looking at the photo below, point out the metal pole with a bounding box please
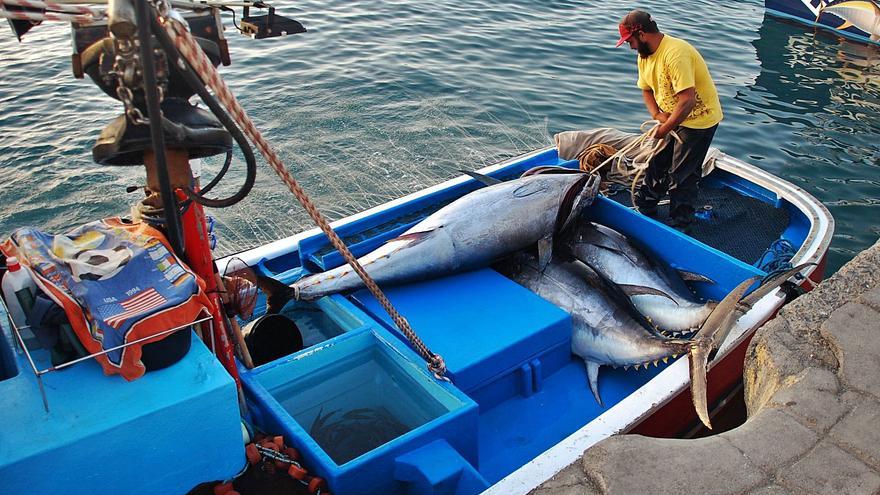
[134,0,185,255]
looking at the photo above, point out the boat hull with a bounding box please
[765,0,880,45]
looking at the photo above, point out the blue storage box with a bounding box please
[350,268,572,402]
[241,328,479,495]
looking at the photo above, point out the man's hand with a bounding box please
[652,123,672,140]
[652,111,671,123]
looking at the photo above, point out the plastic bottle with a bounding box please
[2,256,38,331]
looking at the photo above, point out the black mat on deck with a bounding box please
[606,184,789,266]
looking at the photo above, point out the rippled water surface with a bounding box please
[1,0,878,273]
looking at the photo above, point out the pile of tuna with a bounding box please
[285,168,806,429]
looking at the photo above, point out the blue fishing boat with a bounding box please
[0,2,834,495]
[765,0,880,45]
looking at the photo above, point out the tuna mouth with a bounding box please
[556,173,599,235]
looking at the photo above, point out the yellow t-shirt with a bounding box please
[637,35,723,129]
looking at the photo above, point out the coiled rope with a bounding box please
[588,121,682,205]
[157,7,448,380]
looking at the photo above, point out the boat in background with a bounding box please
[0,2,834,494]
[765,0,880,45]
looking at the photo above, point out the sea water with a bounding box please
[0,0,877,274]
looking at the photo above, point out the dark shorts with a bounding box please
[635,124,718,221]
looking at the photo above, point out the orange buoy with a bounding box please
[259,439,280,451]
[213,482,234,495]
[245,444,261,465]
[288,464,308,480]
[307,477,326,493]
[283,446,300,461]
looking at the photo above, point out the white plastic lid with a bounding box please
[6,256,20,271]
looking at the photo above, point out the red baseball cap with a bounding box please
[615,23,639,47]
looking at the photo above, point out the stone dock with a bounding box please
[533,239,880,495]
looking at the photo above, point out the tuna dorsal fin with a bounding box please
[618,284,679,305]
[537,235,553,271]
[459,169,503,187]
[676,269,715,285]
[585,360,603,407]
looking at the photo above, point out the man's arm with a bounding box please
[654,87,696,139]
[641,89,666,122]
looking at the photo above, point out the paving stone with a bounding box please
[745,322,837,416]
[819,302,880,397]
[581,434,765,495]
[780,440,880,495]
[721,409,819,473]
[829,392,880,470]
[767,368,847,433]
[858,286,880,312]
[748,484,793,495]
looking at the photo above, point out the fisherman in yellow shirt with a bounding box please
[616,10,723,227]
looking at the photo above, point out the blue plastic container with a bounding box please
[242,327,481,495]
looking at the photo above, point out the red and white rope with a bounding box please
[0,0,102,23]
[159,14,448,380]
[2,0,103,16]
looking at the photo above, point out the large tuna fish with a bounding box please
[496,252,766,429]
[564,221,716,334]
[291,172,599,300]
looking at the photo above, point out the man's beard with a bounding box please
[636,39,653,58]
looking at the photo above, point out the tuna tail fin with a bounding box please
[224,257,298,312]
[688,339,713,429]
[255,274,298,312]
[688,275,762,429]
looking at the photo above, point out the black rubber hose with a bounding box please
[135,0,185,253]
[199,149,233,197]
[150,11,257,208]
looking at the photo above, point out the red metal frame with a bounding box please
[178,189,241,385]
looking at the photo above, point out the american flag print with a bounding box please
[98,288,167,329]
